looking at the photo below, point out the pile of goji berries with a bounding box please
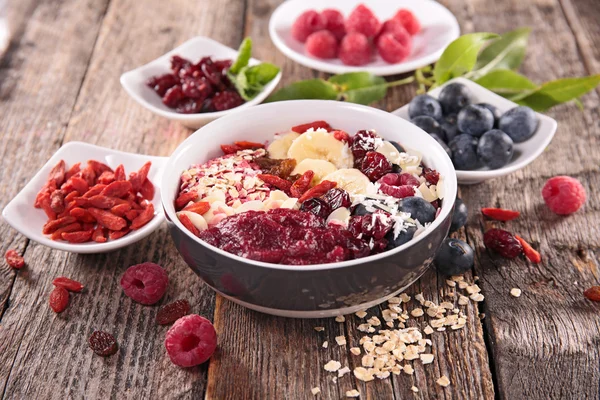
[35,159,155,243]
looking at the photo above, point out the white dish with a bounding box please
[120,36,282,129]
[268,0,460,76]
[2,142,167,254]
[392,78,558,185]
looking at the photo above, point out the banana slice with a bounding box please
[287,129,354,169]
[267,131,301,159]
[322,169,371,195]
[292,158,337,186]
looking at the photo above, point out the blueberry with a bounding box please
[434,238,474,275]
[385,225,418,249]
[457,105,494,137]
[399,197,437,224]
[411,116,444,139]
[352,204,371,216]
[448,134,479,170]
[392,164,402,173]
[438,83,473,114]
[477,129,514,169]
[440,114,459,143]
[390,141,405,153]
[477,103,501,127]
[430,134,452,158]
[450,198,467,232]
[408,94,442,120]
[498,106,538,143]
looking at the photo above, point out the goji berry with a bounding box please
[175,191,198,210]
[332,130,350,143]
[97,171,115,185]
[49,287,69,313]
[290,170,315,198]
[50,222,82,240]
[5,249,25,269]
[65,162,81,180]
[140,179,155,200]
[220,144,242,154]
[64,191,80,202]
[42,216,77,234]
[88,160,113,175]
[125,210,140,221]
[50,190,65,213]
[87,208,127,231]
[514,235,541,263]
[108,228,130,240]
[291,120,332,133]
[82,222,95,231]
[56,200,77,219]
[182,201,210,215]
[35,181,56,208]
[89,331,118,356]
[39,193,57,220]
[129,162,151,192]
[113,164,126,181]
[481,207,520,222]
[47,160,66,187]
[80,165,96,186]
[92,227,107,243]
[234,141,265,149]
[179,213,200,236]
[156,300,191,325]
[257,174,292,191]
[131,203,155,230]
[70,207,96,223]
[298,180,337,203]
[62,230,93,243]
[583,286,600,302]
[101,181,132,198]
[110,203,132,217]
[83,184,106,198]
[88,195,126,209]
[65,177,90,195]
[73,197,91,207]
[53,276,84,292]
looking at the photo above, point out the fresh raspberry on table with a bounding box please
[212,91,244,111]
[291,10,325,43]
[376,33,411,63]
[393,9,421,35]
[164,314,217,367]
[321,9,346,40]
[542,176,586,215]
[305,30,339,59]
[345,4,381,38]
[339,33,373,66]
[120,262,168,305]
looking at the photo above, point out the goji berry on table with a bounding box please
[53,276,84,292]
[481,207,520,221]
[5,249,25,269]
[514,235,541,263]
[49,287,69,313]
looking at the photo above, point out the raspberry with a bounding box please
[483,229,523,259]
[481,207,520,221]
[212,91,244,111]
[291,10,325,43]
[360,152,392,182]
[157,299,191,325]
[321,9,346,40]
[120,262,168,305]
[49,287,69,313]
[5,249,25,269]
[345,4,381,38]
[53,276,84,292]
[377,19,412,49]
[164,314,217,367]
[339,33,372,66]
[377,173,419,187]
[542,176,586,215]
[89,331,118,356]
[393,9,421,35]
[305,30,338,59]
[379,183,415,199]
[377,33,411,64]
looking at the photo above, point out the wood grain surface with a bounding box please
[0,0,598,399]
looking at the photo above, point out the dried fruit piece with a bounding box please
[89,331,118,356]
[175,191,199,210]
[483,228,523,259]
[50,223,82,240]
[50,190,65,213]
[110,203,132,217]
[583,286,600,302]
[42,216,77,234]
[481,207,520,221]
[514,235,541,263]
[212,91,244,111]
[49,287,69,313]
[332,130,350,143]
[62,230,93,243]
[70,207,96,223]
[87,208,127,231]
[120,262,168,305]
[140,179,155,200]
[179,213,200,236]
[156,299,191,325]
[164,314,217,367]
[88,160,113,175]
[101,181,133,198]
[48,160,67,187]
[298,180,337,203]
[92,227,107,243]
[291,120,332,133]
[65,162,81,180]
[53,277,84,292]
[129,162,152,192]
[83,184,107,198]
[130,203,155,230]
[113,164,126,181]
[257,174,292,191]
[234,141,264,149]
[5,249,25,269]
[290,170,315,198]
[182,201,210,215]
[221,144,242,154]
[97,171,115,184]
[109,228,130,240]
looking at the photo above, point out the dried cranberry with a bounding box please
[201,59,222,86]
[89,331,118,356]
[162,85,185,107]
[156,299,191,325]
[212,91,244,111]
[202,98,215,113]
[377,172,419,187]
[321,188,351,210]
[483,228,523,259]
[171,55,192,76]
[214,59,233,73]
[181,77,213,99]
[146,73,178,96]
[300,198,331,219]
[423,167,440,185]
[360,151,392,181]
[175,98,203,114]
[348,211,393,240]
[350,129,379,159]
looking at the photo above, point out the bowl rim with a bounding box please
[160,100,457,271]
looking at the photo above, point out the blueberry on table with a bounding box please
[385,224,418,249]
[408,94,443,120]
[440,113,459,143]
[430,134,452,158]
[411,116,444,138]
[450,198,468,232]
[438,82,473,114]
[457,104,495,137]
[498,106,539,143]
[477,129,514,169]
[448,134,479,170]
[399,196,437,224]
[434,238,474,275]
[477,103,502,127]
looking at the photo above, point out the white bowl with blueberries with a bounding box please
[392,78,557,184]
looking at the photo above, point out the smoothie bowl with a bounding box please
[160,100,457,317]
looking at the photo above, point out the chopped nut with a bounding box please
[314,326,325,332]
[335,335,347,346]
[335,315,346,323]
[346,389,360,398]
[355,310,367,318]
[324,360,341,372]
[311,387,321,395]
[437,375,451,387]
[510,288,522,297]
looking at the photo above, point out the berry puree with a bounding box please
[175,121,445,265]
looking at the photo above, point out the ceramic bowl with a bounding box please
[120,36,282,129]
[392,78,558,185]
[161,100,457,318]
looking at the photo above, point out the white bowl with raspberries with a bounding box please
[269,0,460,76]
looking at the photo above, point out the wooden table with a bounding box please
[1,0,599,398]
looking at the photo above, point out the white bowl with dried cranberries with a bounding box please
[120,36,282,129]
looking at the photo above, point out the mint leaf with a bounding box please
[473,28,530,76]
[232,63,280,100]
[265,79,339,102]
[328,72,386,91]
[230,37,252,75]
[515,75,600,111]
[475,69,537,97]
[434,33,499,84]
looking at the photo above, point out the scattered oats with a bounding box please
[415,293,425,304]
[466,284,481,294]
[403,364,414,375]
[458,281,469,289]
[451,275,464,281]
[363,341,376,352]
[424,325,434,335]
[453,308,460,314]
[311,387,321,395]
[314,326,325,332]
[386,321,395,328]
[350,347,361,356]
[401,313,410,320]
[437,327,446,332]
[335,315,346,323]
[355,310,368,318]
[357,323,371,332]
[322,341,328,348]
[332,377,338,384]
[367,316,381,326]
[450,324,464,330]
[420,353,434,364]
[338,366,351,377]
[510,288,522,297]
[400,293,411,303]
[388,296,401,304]
[430,318,446,328]
[411,308,424,317]
[362,355,375,367]
[479,313,486,320]
[382,309,396,321]
[353,367,374,382]
[440,301,454,310]
[446,279,457,287]
[376,371,391,379]
[469,293,485,302]
[324,360,341,372]
[335,335,347,346]
[411,386,419,393]
[346,389,360,398]
[367,327,376,333]
[391,365,403,375]
[474,276,479,281]
[458,295,469,306]
[437,375,451,387]
[388,304,402,314]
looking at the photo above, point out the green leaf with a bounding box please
[230,37,252,75]
[515,75,600,111]
[340,84,388,105]
[433,32,499,84]
[328,72,386,91]
[473,28,530,75]
[234,63,280,100]
[265,79,339,102]
[475,69,538,97]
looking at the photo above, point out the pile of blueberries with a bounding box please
[408,82,539,170]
